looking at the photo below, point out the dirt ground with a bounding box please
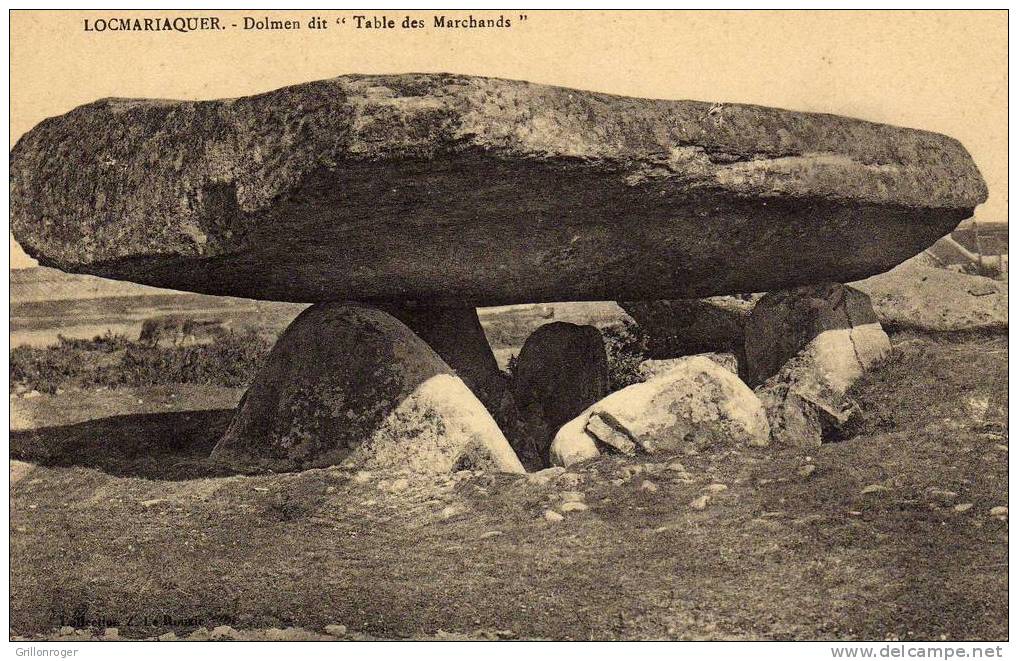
[8,331,1007,641]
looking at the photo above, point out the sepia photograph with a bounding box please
[5,6,1010,654]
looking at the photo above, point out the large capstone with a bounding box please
[209,304,525,474]
[11,74,986,306]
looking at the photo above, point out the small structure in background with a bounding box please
[926,220,1008,279]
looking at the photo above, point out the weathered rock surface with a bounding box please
[11,74,985,306]
[756,334,889,451]
[743,284,882,386]
[852,261,1007,332]
[638,353,739,379]
[620,296,759,362]
[550,356,769,467]
[210,304,524,474]
[513,322,609,463]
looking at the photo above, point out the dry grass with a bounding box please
[9,332,1008,641]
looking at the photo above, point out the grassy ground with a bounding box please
[9,332,1007,641]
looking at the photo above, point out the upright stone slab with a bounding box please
[512,322,609,463]
[743,284,883,387]
[210,304,524,474]
[747,284,892,449]
[11,74,987,307]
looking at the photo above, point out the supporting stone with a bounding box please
[743,284,883,387]
[619,296,759,370]
[748,284,892,449]
[209,303,524,475]
[381,304,506,411]
[512,322,609,465]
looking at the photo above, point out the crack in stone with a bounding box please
[838,288,866,374]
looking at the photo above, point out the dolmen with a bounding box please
[10,73,988,473]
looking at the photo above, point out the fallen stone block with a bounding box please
[852,261,1007,332]
[550,355,769,466]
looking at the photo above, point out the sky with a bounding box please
[9,9,1007,269]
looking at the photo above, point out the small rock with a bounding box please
[557,472,584,487]
[102,627,119,640]
[544,510,565,522]
[440,504,467,520]
[158,632,177,641]
[641,462,664,475]
[653,526,670,533]
[639,480,659,493]
[352,471,374,484]
[140,498,166,508]
[953,503,974,513]
[381,477,410,493]
[706,483,728,493]
[665,460,687,471]
[797,464,816,478]
[252,487,269,493]
[58,626,75,636]
[861,484,891,495]
[479,530,504,539]
[621,465,646,480]
[209,625,236,640]
[560,501,589,513]
[325,624,348,637]
[526,467,565,485]
[989,506,1008,518]
[187,627,210,641]
[559,491,585,503]
[791,514,827,527]
[689,495,711,510]
[928,488,958,504]
[749,517,783,532]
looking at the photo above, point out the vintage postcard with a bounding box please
[6,7,1009,655]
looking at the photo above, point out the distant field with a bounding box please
[10,266,630,360]
[11,267,307,347]
[11,294,306,347]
